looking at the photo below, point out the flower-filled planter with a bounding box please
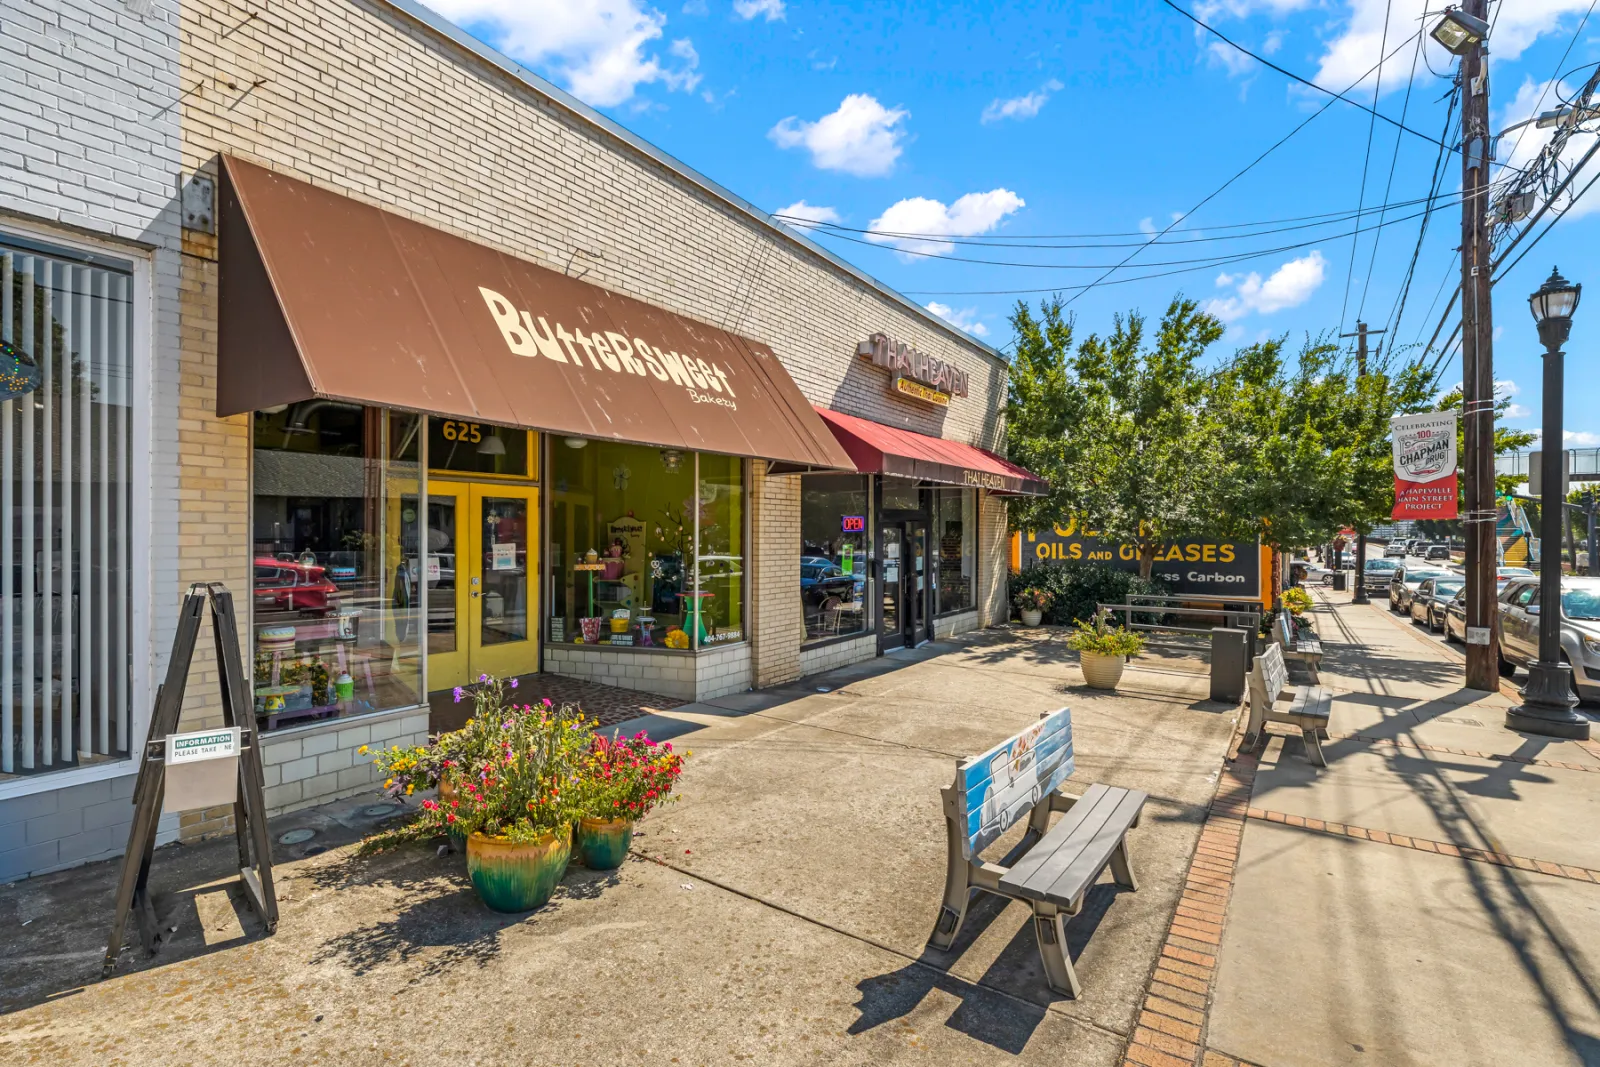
[1013,587,1053,627]
[574,731,686,870]
[467,826,572,913]
[1067,608,1146,691]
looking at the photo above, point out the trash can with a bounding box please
[1332,572,1348,591]
[1210,627,1249,703]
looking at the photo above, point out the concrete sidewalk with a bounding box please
[1203,589,1600,1067]
[0,628,1238,1066]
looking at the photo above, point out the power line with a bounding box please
[1382,84,1460,351]
[1160,0,1454,152]
[1358,21,1424,327]
[1059,27,1428,308]
[1339,0,1395,334]
[1501,0,1596,175]
[771,189,1463,246]
[1494,164,1600,279]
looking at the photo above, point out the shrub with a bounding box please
[1009,562,1169,626]
[1065,608,1147,657]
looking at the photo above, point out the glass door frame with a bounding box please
[876,478,934,652]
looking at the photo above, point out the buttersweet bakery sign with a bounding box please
[856,333,969,405]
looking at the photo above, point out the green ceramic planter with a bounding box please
[466,827,571,912]
[576,816,634,870]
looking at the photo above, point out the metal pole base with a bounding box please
[1506,662,1592,739]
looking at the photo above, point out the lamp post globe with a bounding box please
[1507,266,1592,740]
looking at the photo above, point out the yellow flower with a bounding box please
[385,778,394,788]
[405,783,414,795]
[358,745,369,755]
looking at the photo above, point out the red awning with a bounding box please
[813,407,1048,496]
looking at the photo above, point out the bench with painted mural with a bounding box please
[1274,610,1323,681]
[929,709,1147,998]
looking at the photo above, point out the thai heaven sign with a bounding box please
[1390,410,1458,519]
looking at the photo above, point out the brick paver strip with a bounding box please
[1242,806,1600,884]
[1329,731,1600,772]
[1121,755,1259,1067]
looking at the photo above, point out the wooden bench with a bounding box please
[1274,610,1323,682]
[1246,643,1332,767]
[930,709,1146,998]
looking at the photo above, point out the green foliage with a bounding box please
[1008,561,1165,626]
[1280,587,1313,615]
[1065,608,1147,657]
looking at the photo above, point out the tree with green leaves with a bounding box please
[1007,296,1223,576]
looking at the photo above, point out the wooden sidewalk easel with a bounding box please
[102,582,278,977]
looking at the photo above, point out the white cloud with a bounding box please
[1531,429,1600,446]
[981,79,1064,123]
[924,302,990,337]
[773,200,842,229]
[1505,403,1534,419]
[1496,76,1600,220]
[1496,378,1520,397]
[1204,250,1327,321]
[733,0,784,20]
[681,0,707,12]
[865,190,1026,256]
[422,0,700,107]
[770,94,910,177]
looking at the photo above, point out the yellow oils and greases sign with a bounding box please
[1021,523,1261,598]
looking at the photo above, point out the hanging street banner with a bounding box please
[1017,525,1262,598]
[1391,410,1458,519]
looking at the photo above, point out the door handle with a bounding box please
[470,590,482,598]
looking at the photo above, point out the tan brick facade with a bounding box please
[166,0,1018,824]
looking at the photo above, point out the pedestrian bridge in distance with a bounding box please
[1496,447,1600,483]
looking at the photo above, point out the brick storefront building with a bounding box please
[0,0,1041,879]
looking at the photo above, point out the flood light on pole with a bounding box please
[1429,6,1489,55]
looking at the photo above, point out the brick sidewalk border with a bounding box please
[1328,731,1600,773]
[1242,806,1600,884]
[1121,756,1258,1067]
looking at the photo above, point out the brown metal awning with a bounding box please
[216,155,855,471]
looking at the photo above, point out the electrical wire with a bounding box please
[1340,0,1395,336]
[1160,0,1455,152]
[1381,84,1460,351]
[1500,0,1597,176]
[770,188,1464,246]
[1358,19,1424,327]
[1060,28,1428,307]
[1494,164,1600,280]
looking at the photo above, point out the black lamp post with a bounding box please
[1507,267,1592,739]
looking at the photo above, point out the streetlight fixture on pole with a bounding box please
[1507,267,1592,740]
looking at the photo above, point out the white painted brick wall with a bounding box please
[798,633,877,679]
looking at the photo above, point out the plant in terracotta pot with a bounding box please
[446,696,593,912]
[1013,587,1053,627]
[1066,608,1146,690]
[574,730,687,870]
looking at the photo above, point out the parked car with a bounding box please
[800,556,860,609]
[1495,576,1600,703]
[1383,542,1407,558]
[1443,587,1470,643]
[254,558,341,614]
[1389,565,1448,614]
[1425,544,1451,561]
[1362,557,1401,596]
[1410,575,1465,631]
[1498,566,1535,586]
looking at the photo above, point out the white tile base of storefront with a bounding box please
[799,633,877,678]
[933,610,980,640]
[544,642,753,703]
[259,705,431,816]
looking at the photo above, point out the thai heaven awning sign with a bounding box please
[1391,411,1458,519]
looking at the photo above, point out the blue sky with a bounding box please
[421,0,1600,447]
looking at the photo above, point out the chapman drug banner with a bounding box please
[1391,410,1458,519]
[1020,526,1261,598]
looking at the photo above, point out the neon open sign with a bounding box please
[841,515,866,533]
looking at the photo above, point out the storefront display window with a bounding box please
[251,403,423,731]
[550,440,744,650]
[882,480,924,512]
[1,239,135,774]
[936,488,976,615]
[800,475,872,642]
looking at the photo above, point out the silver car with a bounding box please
[1496,576,1600,704]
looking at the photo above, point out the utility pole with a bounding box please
[1341,321,1384,604]
[1458,0,1499,693]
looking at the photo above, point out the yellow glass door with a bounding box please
[427,482,540,690]
[426,484,471,690]
[467,484,539,679]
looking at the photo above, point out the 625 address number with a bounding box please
[440,420,482,443]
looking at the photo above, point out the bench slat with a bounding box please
[1039,788,1146,905]
[1000,785,1146,906]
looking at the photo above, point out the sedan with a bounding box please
[1443,587,1470,643]
[1410,576,1465,631]
[1383,542,1407,558]
[1495,576,1600,703]
[1425,544,1452,561]
[1498,566,1535,586]
[1390,565,1449,614]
